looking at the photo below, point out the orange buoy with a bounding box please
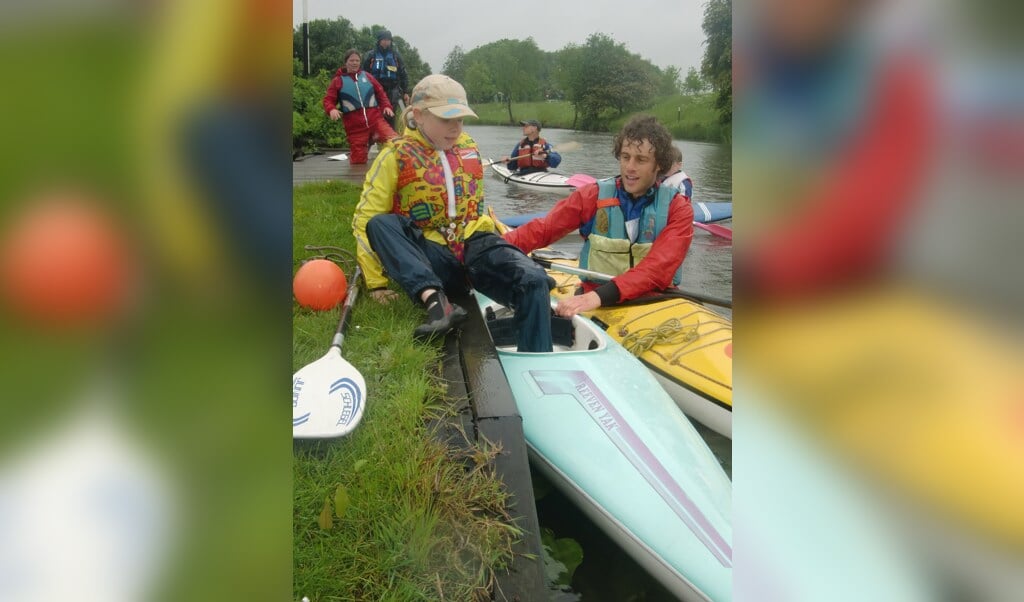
[0,193,134,327]
[293,259,347,311]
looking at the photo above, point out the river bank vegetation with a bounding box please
[293,181,521,600]
[292,2,731,153]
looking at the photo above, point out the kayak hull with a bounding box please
[477,293,732,601]
[490,161,575,192]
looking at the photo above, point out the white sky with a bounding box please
[293,0,707,74]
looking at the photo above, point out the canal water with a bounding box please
[467,124,733,601]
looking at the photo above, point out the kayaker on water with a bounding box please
[352,75,554,351]
[322,49,398,165]
[501,120,562,175]
[504,115,694,318]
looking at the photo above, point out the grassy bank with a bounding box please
[470,93,727,143]
[293,181,520,600]
[610,94,729,144]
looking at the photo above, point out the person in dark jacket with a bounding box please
[362,29,409,129]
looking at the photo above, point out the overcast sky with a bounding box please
[293,0,707,75]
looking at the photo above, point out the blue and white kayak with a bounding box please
[489,161,575,192]
[691,201,733,224]
[476,292,732,601]
[501,201,733,228]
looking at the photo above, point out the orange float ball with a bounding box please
[293,259,347,311]
[0,194,133,327]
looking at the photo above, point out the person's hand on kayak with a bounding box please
[555,290,601,318]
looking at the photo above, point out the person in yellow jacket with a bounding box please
[352,75,553,350]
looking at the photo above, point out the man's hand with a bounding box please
[329,109,342,121]
[383,107,394,117]
[555,291,601,318]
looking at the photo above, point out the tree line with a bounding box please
[293,6,730,151]
[441,34,695,130]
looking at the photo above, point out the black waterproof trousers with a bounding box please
[366,214,554,352]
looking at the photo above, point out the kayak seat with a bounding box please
[484,311,575,349]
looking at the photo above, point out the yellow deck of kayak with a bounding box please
[545,265,733,410]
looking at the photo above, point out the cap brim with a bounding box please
[426,105,478,119]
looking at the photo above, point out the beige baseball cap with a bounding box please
[410,74,478,119]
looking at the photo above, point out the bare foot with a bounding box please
[371,289,400,304]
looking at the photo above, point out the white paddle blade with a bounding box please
[326,153,349,161]
[292,347,367,438]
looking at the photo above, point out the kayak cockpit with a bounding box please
[479,297,607,354]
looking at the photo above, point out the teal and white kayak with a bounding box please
[476,292,732,601]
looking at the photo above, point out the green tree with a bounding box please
[292,71,341,154]
[682,66,707,95]
[291,19,430,84]
[442,45,466,82]
[701,0,732,124]
[292,17,360,75]
[463,62,498,103]
[561,34,657,128]
[658,65,683,96]
[554,45,584,128]
[463,39,543,123]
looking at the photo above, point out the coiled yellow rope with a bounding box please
[620,318,701,356]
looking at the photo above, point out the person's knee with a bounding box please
[366,213,389,230]
[524,265,552,287]
[518,267,554,296]
[366,214,403,240]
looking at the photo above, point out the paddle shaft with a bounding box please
[330,266,362,349]
[482,151,541,168]
[534,258,732,308]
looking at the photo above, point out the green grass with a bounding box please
[610,94,729,144]
[468,94,728,143]
[470,101,578,130]
[293,181,520,601]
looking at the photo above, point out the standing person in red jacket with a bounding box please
[504,115,694,318]
[322,49,398,164]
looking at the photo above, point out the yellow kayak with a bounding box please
[544,259,734,438]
